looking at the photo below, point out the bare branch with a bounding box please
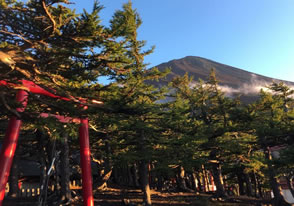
[41,0,56,35]
[64,93,104,108]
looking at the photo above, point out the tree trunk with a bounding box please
[156,176,164,191]
[139,130,152,206]
[185,172,193,190]
[122,165,129,186]
[209,149,225,197]
[236,169,245,195]
[60,133,71,203]
[176,166,188,192]
[265,147,290,206]
[149,164,156,189]
[252,172,259,197]
[191,172,199,192]
[139,160,152,206]
[38,131,57,206]
[113,166,120,184]
[37,130,48,206]
[211,162,227,198]
[95,140,113,190]
[244,172,253,197]
[201,165,209,192]
[195,172,202,192]
[257,176,263,198]
[132,163,140,187]
[127,165,134,187]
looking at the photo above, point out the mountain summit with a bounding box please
[155,56,293,88]
[153,56,294,102]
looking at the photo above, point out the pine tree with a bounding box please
[91,2,168,205]
[0,0,134,118]
[163,73,208,191]
[251,82,294,206]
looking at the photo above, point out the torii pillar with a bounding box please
[0,90,28,205]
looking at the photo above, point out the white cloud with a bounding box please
[218,74,274,97]
[218,74,294,98]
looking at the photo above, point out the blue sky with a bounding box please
[71,0,294,82]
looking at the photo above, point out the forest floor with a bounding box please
[3,186,274,206]
[74,186,273,206]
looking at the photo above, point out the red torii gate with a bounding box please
[0,80,96,206]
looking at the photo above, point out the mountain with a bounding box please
[153,56,294,103]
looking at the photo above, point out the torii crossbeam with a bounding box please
[0,80,96,206]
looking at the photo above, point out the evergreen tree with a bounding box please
[251,82,294,206]
[91,2,168,205]
[0,0,134,118]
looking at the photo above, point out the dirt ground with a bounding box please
[78,187,271,206]
[3,187,273,206]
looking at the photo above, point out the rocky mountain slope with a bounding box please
[153,56,294,102]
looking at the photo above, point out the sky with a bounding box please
[70,0,294,82]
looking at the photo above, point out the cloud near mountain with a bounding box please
[153,56,294,102]
[218,74,271,97]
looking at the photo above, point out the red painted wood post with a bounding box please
[79,117,94,206]
[0,90,28,205]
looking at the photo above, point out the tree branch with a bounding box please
[41,0,56,35]
[0,91,21,118]
[0,30,33,46]
[15,66,32,78]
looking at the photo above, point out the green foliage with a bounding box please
[215,132,266,174]
[1,1,294,197]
